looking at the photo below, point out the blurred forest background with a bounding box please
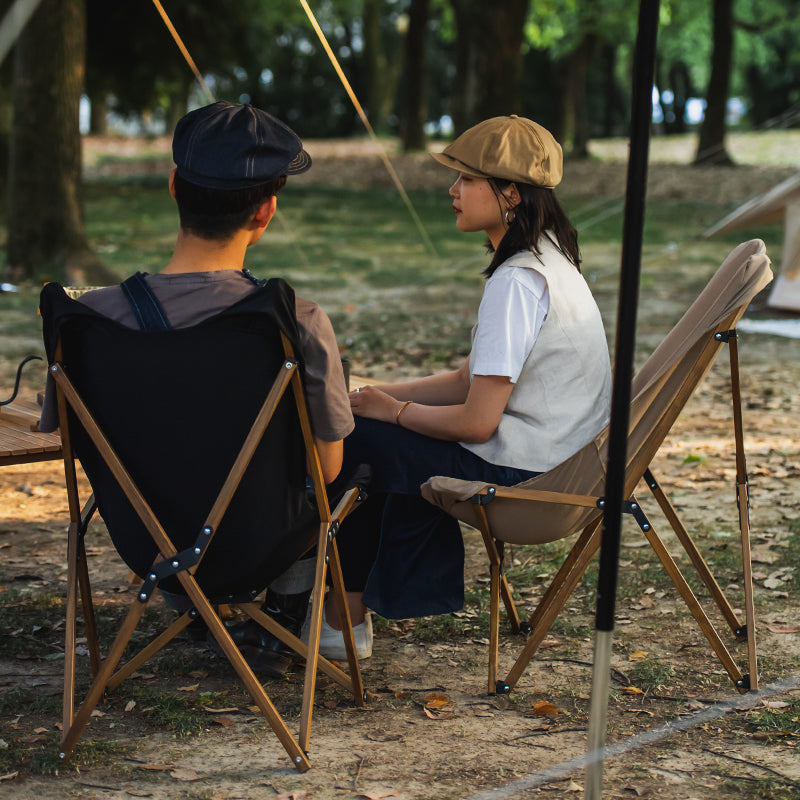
[1,0,799,284]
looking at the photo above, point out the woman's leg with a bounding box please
[333,417,539,620]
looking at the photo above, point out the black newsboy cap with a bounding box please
[172,101,311,189]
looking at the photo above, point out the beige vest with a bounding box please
[462,241,612,472]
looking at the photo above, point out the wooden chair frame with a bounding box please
[477,319,758,696]
[53,331,365,772]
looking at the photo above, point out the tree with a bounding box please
[5,0,112,283]
[399,0,430,150]
[694,0,735,164]
[448,0,530,133]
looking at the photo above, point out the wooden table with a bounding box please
[0,397,62,466]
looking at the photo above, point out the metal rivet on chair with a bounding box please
[194,547,201,555]
[202,526,212,536]
[139,592,147,601]
[171,559,179,568]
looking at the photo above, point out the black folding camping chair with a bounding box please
[40,278,367,772]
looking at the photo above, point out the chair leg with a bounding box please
[475,506,520,695]
[644,471,743,634]
[728,333,758,690]
[641,519,749,691]
[504,519,603,691]
[76,537,102,677]
[63,520,80,735]
[299,522,330,754]
[61,599,148,759]
[736,479,758,690]
[488,550,501,694]
[183,580,312,772]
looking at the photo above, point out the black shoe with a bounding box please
[207,588,312,679]
[185,617,209,642]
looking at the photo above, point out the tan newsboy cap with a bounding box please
[431,114,563,188]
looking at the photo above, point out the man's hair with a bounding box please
[172,173,288,240]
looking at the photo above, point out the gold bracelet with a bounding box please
[396,399,413,425]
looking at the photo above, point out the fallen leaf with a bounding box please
[275,791,308,800]
[177,684,199,692]
[539,638,561,649]
[424,706,454,720]
[623,686,645,695]
[761,700,789,709]
[532,700,560,717]
[0,772,19,782]
[211,716,235,727]
[124,700,136,712]
[424,693,451,709]
[567,780,583,791]
[203,707,238,714]
[628,651,648,661]
[359,790,399,800]
[766,624,800,634]
[170,768,200,781]
[138,763,175,771]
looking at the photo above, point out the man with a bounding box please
[43,101,356,675]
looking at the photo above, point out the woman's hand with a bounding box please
[349,385,405,424]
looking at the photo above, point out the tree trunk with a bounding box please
[565,34,597,158]
[6,0,112,283]
[362,0,398,134]
[449,0,529,134]
[400,0,429,151]
[89,92,109,135]
[694,0,735,165]
[667,61,693,135]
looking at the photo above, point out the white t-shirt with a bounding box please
[470,266,549,382]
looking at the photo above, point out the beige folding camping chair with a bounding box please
[41,278,368,772]
[422,239,772,696]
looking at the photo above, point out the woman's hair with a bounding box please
[484,179,580,278]
[172,173,288,240]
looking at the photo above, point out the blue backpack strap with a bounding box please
[120,272,172,331]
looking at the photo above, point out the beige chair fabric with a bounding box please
[422,239,772,545]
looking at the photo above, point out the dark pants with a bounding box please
[336,417,539,619]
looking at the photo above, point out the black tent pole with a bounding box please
[585,1,660,797]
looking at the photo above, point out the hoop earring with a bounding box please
[504,208,516,224]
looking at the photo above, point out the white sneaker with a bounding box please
[314,608,373,660]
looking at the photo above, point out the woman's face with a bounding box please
[449,173,507,248]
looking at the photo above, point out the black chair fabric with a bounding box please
[40,279,317,598]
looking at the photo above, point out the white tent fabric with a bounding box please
[706,172,800,311]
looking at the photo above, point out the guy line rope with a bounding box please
[150,0,437,259]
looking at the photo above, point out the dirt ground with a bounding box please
[1,140,800,799]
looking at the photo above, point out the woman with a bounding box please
[318,115,612,659]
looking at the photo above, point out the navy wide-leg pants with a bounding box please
[336,417,538,619]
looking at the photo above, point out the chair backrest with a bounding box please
[40,278,318,598]
[422,239,772,544]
